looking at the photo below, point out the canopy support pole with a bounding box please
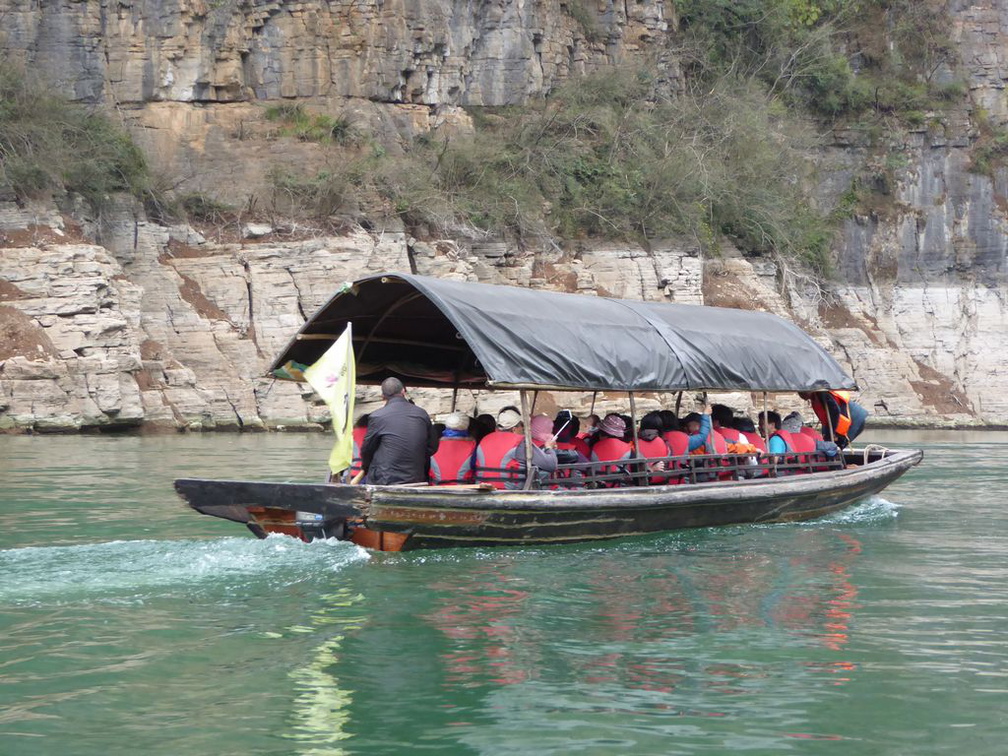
[629,392,645,486]
[762,392,769,445]
[531,390,539,414]
[675,390,682,416]
[520,390,534,490]
[823,392,836,443]
[590,391,597,416]
[451,388,458,412]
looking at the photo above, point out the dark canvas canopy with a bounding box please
[269,273,856,392]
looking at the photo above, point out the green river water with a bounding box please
[0,430,1005,755]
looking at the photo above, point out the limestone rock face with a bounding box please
[3,1,1008,432]
[0,0,667,106]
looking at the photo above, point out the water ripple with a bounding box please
[0,536,367,605]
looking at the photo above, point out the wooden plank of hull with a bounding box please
[365,449,921,550]
[173,478,367,523]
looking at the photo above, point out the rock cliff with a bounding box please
[1,0,1007,431]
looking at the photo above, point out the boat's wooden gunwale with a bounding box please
[364,449,921,512]
[173,448,922,551]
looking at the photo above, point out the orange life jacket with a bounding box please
[812,391,853,438]
[475,431,523,489]
[429,436,477,485]
[691,429,728,456]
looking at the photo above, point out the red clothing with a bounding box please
[474,431,523,489]
[591,437,633,487]
[800,426,824,442]
[663,430,690,457]
[429,436,476,485]
[634,436,672,485]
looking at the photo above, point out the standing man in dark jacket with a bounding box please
[360,377,437,485]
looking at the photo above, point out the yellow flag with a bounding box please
[304,324,356,474]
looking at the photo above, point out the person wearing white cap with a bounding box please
[429,411,477,485]
[474,407,558,489]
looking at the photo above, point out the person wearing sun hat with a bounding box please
[475,408,558,489]
[429,411,477,485]
[589,413,633,486]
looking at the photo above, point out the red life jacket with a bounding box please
[748,434,768,452]
[634,436,673,485]
[557,438,590,459]
[790,431,817,454]
[717,426,742,443]
[692,430,732,480]
[429,436,477,485]
[771,429,796,453]
[591,437,633,486]
[475,431,523,489]
[771,429,816,474]
[663,430,690,457]
[800,426,824,443]
[350,426,367,475]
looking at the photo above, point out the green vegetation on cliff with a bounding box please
[0,61,150,211]
[268,0,959,276]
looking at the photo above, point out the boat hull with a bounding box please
[174,448,922,551]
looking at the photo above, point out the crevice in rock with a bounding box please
[406,240,419,274]
[286,267,308,321]
[222,388,245,429]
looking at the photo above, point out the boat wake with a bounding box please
[807,495,900,526]
[0,535,367,606]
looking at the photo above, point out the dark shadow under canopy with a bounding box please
[269,273,857,393]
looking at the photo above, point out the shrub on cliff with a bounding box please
[678,0,959,120]
[377,69,831,271]
[0,61,149,210]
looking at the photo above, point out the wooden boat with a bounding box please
[174,273,922,551]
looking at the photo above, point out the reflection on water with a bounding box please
[283,588,365,756]
[2,433,1008,754]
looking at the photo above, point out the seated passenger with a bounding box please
[685,405,730,479]
[660,412,691,457]
[683,408,725,454]
[524,415,560,488]
[634,411,672,484]
[800,425,824,442]
[760,410,813,474]
[471,413,496,444]
[554,410,590,461]
[347,413,369,482]
[785,411,840,464]
[711,404,740,443]
[474,408,557,490]
[579,414,601,445]
[429,411,477,485]
[732,415,767,452]
[590,414,634,486]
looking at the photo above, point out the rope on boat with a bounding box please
[861,444,891,465]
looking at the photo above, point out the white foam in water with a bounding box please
[0,535,368,605]
[808,495,900,525]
